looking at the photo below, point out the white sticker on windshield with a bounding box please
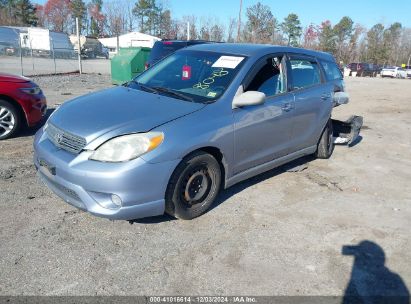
[212,56,245,69]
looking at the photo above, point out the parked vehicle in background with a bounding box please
[381,66,407,78]
[145,40,214,69]
[404,66,411,78]
[102,47,109,59]
[345,62,378,77]
[34,44,361,221]
[0,73,47,140]
[69,35,109,59]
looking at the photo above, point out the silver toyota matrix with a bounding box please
[34,43,362,220]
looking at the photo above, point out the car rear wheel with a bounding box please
[165,151,221,220]
[0,100,21,140]
[315,119,334,159]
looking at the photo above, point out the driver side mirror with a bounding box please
[232,91,266,109]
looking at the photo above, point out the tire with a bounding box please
[0,99,21,140]
[165,151,222,220]
[315,119,334,159]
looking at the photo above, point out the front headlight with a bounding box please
[90,132,164,162]
[20,86,41,95]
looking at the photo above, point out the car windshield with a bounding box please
[129,50,247,103]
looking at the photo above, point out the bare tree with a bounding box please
[124,0,135,32]
[199,16,212,40]
[302,23,319,49]
[244,2,275,43]
[210,22,225,42]
[347,24,366,63]
[181,15,198,40]
[398,28,411,65]
[227,17,237,42]
[105,1,126,36]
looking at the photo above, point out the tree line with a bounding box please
[1,0,410,65]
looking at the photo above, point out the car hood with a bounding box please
[49,86,205,143]
[0,73,30,83]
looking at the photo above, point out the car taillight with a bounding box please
[145,62,149,70]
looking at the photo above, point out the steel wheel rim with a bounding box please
[182,166,212,206]
[0,106,15,137]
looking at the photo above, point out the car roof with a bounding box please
[156,40,213,45]
[186,43,335,61]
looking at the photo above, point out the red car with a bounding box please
[0,73,47,140]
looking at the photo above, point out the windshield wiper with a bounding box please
[151,86,194,102]
[129,80,159,94]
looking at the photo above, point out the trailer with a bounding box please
[0,26,19,56]
[20,28,75,59]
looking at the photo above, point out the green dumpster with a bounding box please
[111,47,151,84]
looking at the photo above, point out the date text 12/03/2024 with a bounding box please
[149,296,257,303]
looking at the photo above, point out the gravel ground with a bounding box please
[0,74,410,297]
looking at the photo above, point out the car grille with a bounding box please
[46,123,87,154]
[37,170,84,209]
[49,177,81,201]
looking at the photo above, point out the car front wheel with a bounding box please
[165,151,221,220]
[0,100,20,140]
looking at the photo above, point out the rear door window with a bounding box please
[289,57,322,90]
[320,60,343,81]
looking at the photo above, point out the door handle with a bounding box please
[281,102,292,112]
[321,93,331,101]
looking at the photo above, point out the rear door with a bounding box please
[287,54,333,153]
[320,59,345,93]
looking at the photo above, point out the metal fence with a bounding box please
[0,27,110,76]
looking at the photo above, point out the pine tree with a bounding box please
[333,16,353,63]
[281,13,302,47]
[2,0,38,26]
[367,23,386,64]
[71,0,87,33]
[133,0,155,34]
[318,20,336,54]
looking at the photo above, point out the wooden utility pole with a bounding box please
[237,0,242,42]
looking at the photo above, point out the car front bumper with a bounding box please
[33,128,179,220]
[381,71,396,78]
[21,94,47,127]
